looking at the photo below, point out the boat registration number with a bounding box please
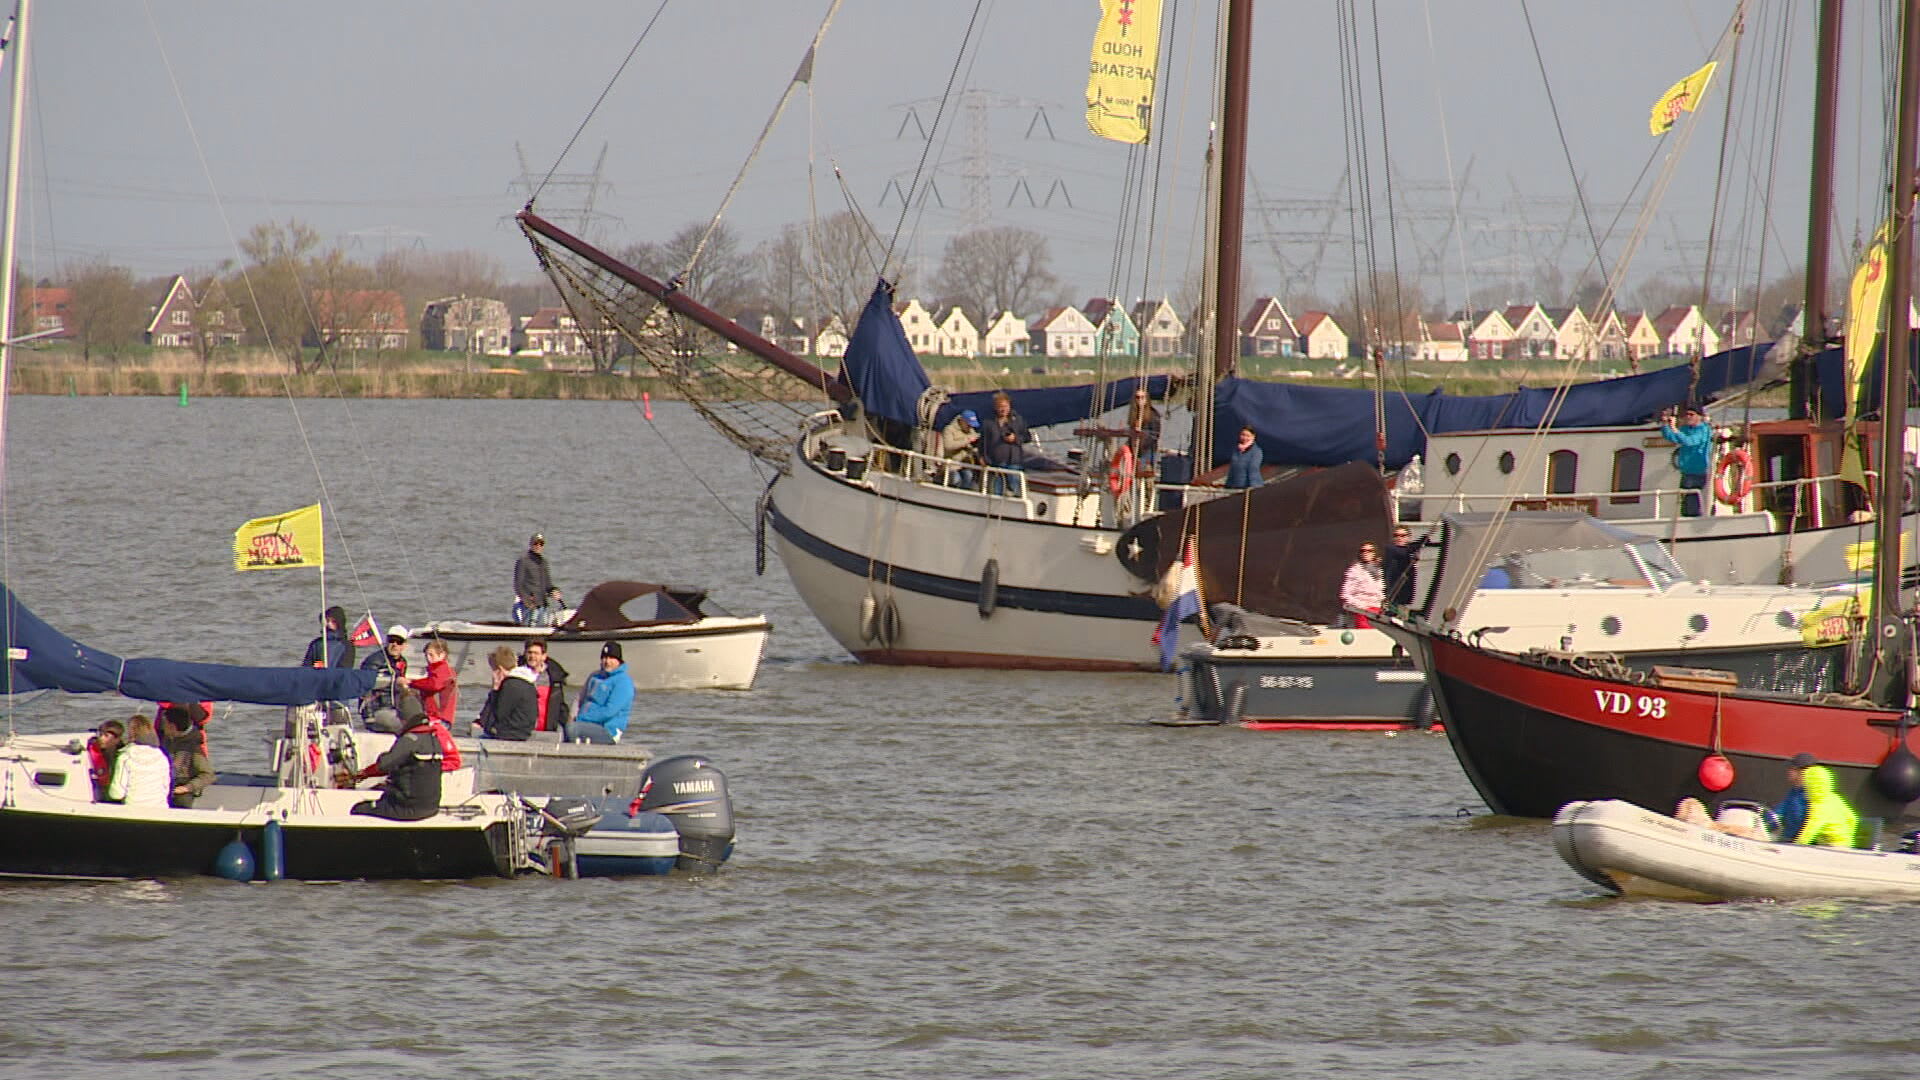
[1594,690,1667,718]
[1260,675,1315,689]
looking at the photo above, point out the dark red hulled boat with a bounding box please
[1404,632,1915,820]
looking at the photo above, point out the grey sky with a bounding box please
[23,2,1898,314]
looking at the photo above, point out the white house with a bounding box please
[981,311,1029,357]
[1296,311,1349,360]
[894,298,939,355]
[936,306,980,358]
[1029,305,1098,359]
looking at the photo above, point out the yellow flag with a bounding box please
[233,504,324,571]
[1085,0,1162,144]
[1844,222,1893,422]
[1649,61,1717,135]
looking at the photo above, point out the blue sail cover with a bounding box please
[1213,342,1796,470]
[839,281,930,427]
[935,374,1178,430]
[3,584,376,705]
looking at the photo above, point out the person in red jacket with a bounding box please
[86,719,126,800]
[407,638,458,726]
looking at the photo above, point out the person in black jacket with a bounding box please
[349,696,444,820]
[1382,525,1429,609]
[475,645,538,741]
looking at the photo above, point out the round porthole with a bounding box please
[1777,611,1796,628]
[1688,613,1709,633]
[1444,453,1462,476]
[1497,451,1515,475]
[1600,615,1621,636]
[1036,501,1049,516]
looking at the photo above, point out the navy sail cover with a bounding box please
[838,281,930,428]
[3,584,376,704]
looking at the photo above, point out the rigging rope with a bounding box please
[531,0,674,205]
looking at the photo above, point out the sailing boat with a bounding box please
[517,3,1912,672]
[1385,0,1920,827]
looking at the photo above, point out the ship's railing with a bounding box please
[1395,469,1868,527]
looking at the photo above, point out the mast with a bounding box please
[1795,0,1843,419]
[0,0,32,480]
[1208,0,1251,382]
[1869,0,1920,702]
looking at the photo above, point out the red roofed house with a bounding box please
[1296,311,1349,359]
[306,290,408,352]
[1651,304,1722,357]
[24,285,73,339]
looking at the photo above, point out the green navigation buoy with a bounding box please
[178,379,189,407]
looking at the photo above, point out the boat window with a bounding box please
[1609,448,1644,506]
[1498,451,1515,475]
[1505,545,1652,588]
[1547,450,1577,494]
[1444,452,1461,476]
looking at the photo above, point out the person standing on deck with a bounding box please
[1659,405,1714,517]
[1224,427,1263,489]
[1383,526,1428,609]
[513,533,558,626]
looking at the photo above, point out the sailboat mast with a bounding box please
[1795,0,1844,420]
[1870,0,1920,700]
[0,0,31,472]
[1209,0,1252,382]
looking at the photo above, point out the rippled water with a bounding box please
[3,396,1916,1079]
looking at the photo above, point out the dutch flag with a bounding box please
[1151,541,1204,672]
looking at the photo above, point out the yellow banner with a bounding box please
[1799,594,1861,648]
[1085,0,1161,144]
[1844,221,1893,422]
[233,503,324,571]
[1649,61,1717,135]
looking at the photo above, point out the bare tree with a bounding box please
[65,256,147,365]
[236,220,324,372]
[935,226,1058,325]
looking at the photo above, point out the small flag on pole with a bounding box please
[1151,538,1205,671]
[232,504,325,571]
[348,613,382,648]
[1649,60,1717,136]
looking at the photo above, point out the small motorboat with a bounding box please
[417,580,770,691]
[1552,798,1920,902]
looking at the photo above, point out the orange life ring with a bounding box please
[1714,447,1754,506]
[1108,443,1136,496]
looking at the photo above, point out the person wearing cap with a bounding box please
[302,606,354,669]
[572,641,636,744]
[1771,751,1817,842]
[359,625,411,723]
[1789,761,1863,847]
[939,409,982,488]
[513,534,558,626]
[1658,404,1715,517]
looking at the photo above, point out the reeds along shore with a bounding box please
[5,349,1786,405]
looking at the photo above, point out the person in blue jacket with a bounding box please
[1224,426,1263,489]
[572,641,635,744]
[1659,405,1715,517]
[1771,751,1815,842]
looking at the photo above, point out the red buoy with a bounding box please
[1699,753,1735,791]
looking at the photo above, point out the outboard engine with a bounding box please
[539,795,606,837]
[634,754,734,872]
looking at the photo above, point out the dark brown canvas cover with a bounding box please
[1115,461,1392,624]
[557,581,709,632]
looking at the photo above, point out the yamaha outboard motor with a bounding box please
[635,754,734,871]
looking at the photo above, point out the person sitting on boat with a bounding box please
[572,641,636,744]
[106,715,172,807]
[348,696,445,821]
[159,705,215,809]
[513,533,558,626]
[407,637,458,727]
[151,700,212,756]
[358,625,410,724]
[1658,405,1715,518]
[303,606,354,669]
[475,646,538,741]
[1340,542,1385,629]
[939,409,982,488]
[1126,388,1162,468]
[1224,427,1263,489]
[1790,763,1863,847]
[522,640,571,740]
[1772,751,1816,842]
[86,719,125,801]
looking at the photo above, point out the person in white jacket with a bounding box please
[106,715,172,807]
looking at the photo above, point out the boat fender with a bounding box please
[1872,718,1920,803]
[1698,753,1735,792]
[212,835,255,882]
[859,592,880,643]
[261,819,285,881]
[1713,448,1755,506]
[876,599,902,650]
[978,558,999,619]
[1223,681,1247,724]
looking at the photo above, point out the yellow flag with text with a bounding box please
[1085,0,1162,144]
[1844,221,1893,422]
[233,504,325,571]
[1649,61,1717,135]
